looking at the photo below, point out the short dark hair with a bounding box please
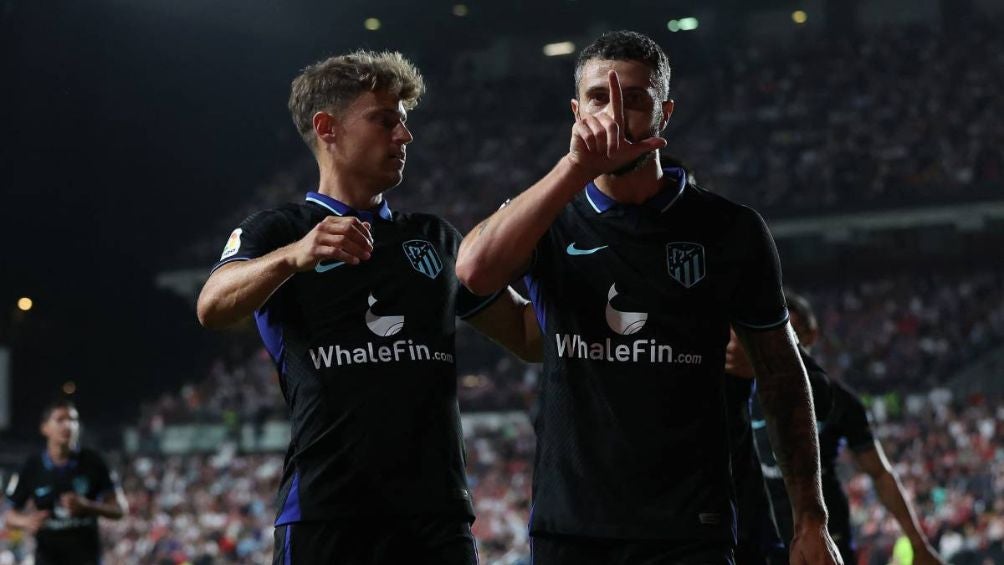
[40,397,77,424]
[288,50,425,149]
[784,289,819,334]
[575,30,671,101]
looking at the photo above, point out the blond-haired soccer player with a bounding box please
[198,51,539,564]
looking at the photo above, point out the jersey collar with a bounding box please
[305,191,393,223]
[42,449,80,471]
[584,167,687,215]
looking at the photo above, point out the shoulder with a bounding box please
[395,212,463,241]
[77,448,110,468]
[681,185,770,237]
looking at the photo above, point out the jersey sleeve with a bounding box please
[728,207,789,331]
[4,460,33,510]
[88,452,117,499]
[833,384,876,453]
[211,209,296,273]
[440,220,504,319]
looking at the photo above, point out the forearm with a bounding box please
[80,498,124,520]
[457,156,590,294]
[3,509,32,529]
[873,470,928,546]
[197,247,298,329]
[746,329,827,525]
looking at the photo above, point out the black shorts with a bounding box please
[272,516,478,565]
[530,534,735,565]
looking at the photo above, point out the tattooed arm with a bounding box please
[734,323,843,565]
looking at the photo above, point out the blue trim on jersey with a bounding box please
[733,309,790,331]
[41,450,79,472]
[523,274,548,334]
[306,191,393,222]
[255,305,286,374]
[458,288,504,320]
[284,524,293,565]
[275,470,302,525]
[584,167,687,214]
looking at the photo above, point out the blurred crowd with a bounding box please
[4,394,1000,564]
[183,16,1003,267]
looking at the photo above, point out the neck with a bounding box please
[316,160,384,211]
[47,442,71,463]
[593,154,664,205]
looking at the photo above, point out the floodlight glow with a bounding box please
[17,297,32,311]
[543,42,576,57]
[364,18,381,31]
[453,4,468,16]
[678,17,699,31]
[63,381,76,395]
[667,20,681,32]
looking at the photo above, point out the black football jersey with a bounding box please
[523,168,789,542]
[5,448,117,561]
[212,192,500,524]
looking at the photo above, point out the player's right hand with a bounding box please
[24,510,50,533]
[286,216,374,271]
[567,70,667,179]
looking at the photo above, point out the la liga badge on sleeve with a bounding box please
[221,228,243,260]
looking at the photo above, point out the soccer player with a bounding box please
[196,51,540,564]
[3,398,127,565]
[456,31,840,565]
[727,291,946,565]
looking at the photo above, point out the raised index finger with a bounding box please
[608,70,624,128]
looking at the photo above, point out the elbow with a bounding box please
[456,256,500,297]
[196,289,227,330]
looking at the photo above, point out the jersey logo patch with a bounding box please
[605,283,648,335]
[402,240,442,279]
[365,292,405,337]
[220,228,243,260]
[566,242,608,256]
[666,242,705,288]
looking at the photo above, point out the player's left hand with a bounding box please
[789,522,843,565]
[725,327,755,379]
[60,492,89,517]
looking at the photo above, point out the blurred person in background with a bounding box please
[728,291,946,565]
[457,30,839,565]
[3,398,126,565]
[197,50,540,564]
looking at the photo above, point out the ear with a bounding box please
[570,98,580,120]
[658,99,675,131]
[312,111,338,147]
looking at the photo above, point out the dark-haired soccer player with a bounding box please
[457,31,839,564]
[3,399,127,565]
[728,292,946,565]
[197,51,539,564]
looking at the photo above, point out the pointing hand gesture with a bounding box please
[568,70,667,178]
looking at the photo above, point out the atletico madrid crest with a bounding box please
[402,240,443,279]
[666,242,705,288]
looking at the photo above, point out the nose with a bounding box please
[395,122,414,145]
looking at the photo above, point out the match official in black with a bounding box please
[3,398,127,565]
[197,51,539,564]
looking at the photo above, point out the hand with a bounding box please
[23,510,50,533]
[60,492,89,517]
[912,542,947,565]
[725,327,755,379]
[789,521,843,565]
[567,70,667,179]
[286,216,374,271]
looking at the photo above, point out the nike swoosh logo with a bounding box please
[314,260,346,273]
[751,419,767,430]
[566,243,608,256]
[35,486,52,497]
